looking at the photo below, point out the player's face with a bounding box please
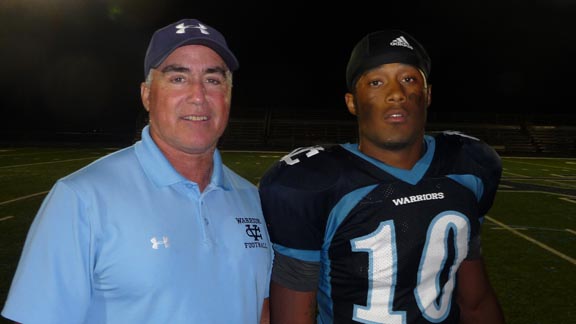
[141,45,232,156]
[345,63,431,156]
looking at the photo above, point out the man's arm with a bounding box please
[270,281,317,324]
[457,258,505,324]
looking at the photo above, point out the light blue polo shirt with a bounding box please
[2,126,273,324]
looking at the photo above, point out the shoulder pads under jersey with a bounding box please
[259,145,344,191]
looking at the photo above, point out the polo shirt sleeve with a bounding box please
[2,180,93,324]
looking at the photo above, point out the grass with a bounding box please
[0,146,575,323]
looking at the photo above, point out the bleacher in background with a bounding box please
[219,108,576,157]
[2,108,574,157]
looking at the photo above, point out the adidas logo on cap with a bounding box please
[345,29,431,91]
[390,36,413,50]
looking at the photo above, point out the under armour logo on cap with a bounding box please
[175,22,209,35]
[143,18,239,78]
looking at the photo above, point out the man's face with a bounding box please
[141,45,232,156]
[345,63,431,157]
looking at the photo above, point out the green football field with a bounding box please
[0,147,574,324]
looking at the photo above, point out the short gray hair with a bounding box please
[143,69,233,88]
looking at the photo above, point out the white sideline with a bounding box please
[559,197,576,204]
[486,216,576,265]
[0,157,96,169]
[0,191,49,206]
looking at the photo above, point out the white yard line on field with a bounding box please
[550,173,567,178]
[501,171,530,177]
[498,190,576,199]
[0,157,96,169]
[559,197,576,204]
[486,216,576,266]
[0,216,14,222]
[503,159,576,171]
[0,191,50,206]
[544,180,576,189]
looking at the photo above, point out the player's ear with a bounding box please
[345,93,357,116]
[141,82,151,112]
[425,84,432,108]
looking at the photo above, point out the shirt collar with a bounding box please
[135,125,230,190]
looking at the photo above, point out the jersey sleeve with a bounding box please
[437,132,503,217]
[271,252,320,291]
[461,135,503,217]
[464,138,501,260]
[2,180,92,323]
[435,132,503,260]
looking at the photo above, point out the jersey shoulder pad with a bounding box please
[259,145,344,191]
[434,131,502,215]
[435,130,501,172]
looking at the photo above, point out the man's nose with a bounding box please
[186,81,206,105]
[386,81,407,103]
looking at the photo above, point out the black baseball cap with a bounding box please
[346,29,431,91]
[143,18,239,78]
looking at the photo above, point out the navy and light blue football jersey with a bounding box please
[259,132,502,324]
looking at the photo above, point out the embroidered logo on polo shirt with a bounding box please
[245,224,263,241]
[150,236,170,249]
[235,217,269,249]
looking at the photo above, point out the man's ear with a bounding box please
[140,82,151,112]
[345,93,357,116]
[425,84,432,108]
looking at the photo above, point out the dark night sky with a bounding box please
[1,0,575,135]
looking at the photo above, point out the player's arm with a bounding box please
[270,281,317,324]
[268,252,320,324]
[260,297,270,324]
[457,258,506,324]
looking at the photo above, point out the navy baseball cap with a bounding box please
[144,18,239,78]
[346,29,431,91]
